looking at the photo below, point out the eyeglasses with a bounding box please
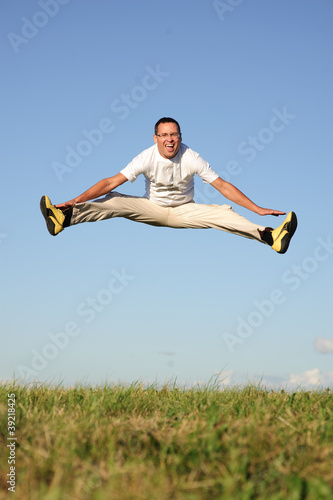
[155,132,181,139]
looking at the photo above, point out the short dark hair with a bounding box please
[154,117,181,135]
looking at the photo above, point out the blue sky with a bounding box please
[1,0,333,389]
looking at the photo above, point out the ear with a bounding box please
[153,135,158,144]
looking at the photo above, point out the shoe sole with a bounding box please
[40,196,55,235]
[40,195,63,236]
[274,212,297,254]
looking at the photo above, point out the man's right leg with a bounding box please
[41,192,170,235]
[40,195,66,236]
[69,192,170,227]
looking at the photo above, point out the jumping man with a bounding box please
[40,117,297,254]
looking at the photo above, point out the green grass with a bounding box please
[1,381,333,499]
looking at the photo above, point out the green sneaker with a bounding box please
[40,195,65,236]
[271,211,297,254]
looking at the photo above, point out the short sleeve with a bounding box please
[120,152,145,183]
[195,156,219,184]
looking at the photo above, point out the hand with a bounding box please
[257,208,286,216]
[55,199,77,209]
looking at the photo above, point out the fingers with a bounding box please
[259,209,286,216]
[55,200,76,209]
[269,210,286,216]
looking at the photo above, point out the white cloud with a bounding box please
[214,370,234,387]
[288,368,321,387]
[314,337,333,354]
[287,368,333,389]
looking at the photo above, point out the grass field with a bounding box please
[0,381,333,500]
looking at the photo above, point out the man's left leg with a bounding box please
[167,203,266,241]
[166,202,297,253]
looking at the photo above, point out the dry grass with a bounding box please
[0,382,333,499]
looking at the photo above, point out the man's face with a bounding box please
[154,122,182,159]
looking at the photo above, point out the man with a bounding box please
[40,117,297,254]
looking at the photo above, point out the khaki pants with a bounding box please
[70,192,267,244]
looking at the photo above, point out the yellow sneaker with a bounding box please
[40,195,65,236]
[271,211,297,254]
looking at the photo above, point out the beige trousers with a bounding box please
[70,192,267,243]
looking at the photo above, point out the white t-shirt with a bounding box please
[120,143,219,207]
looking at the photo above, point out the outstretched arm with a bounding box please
[55,172,128,208]
[210,177,285,216]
